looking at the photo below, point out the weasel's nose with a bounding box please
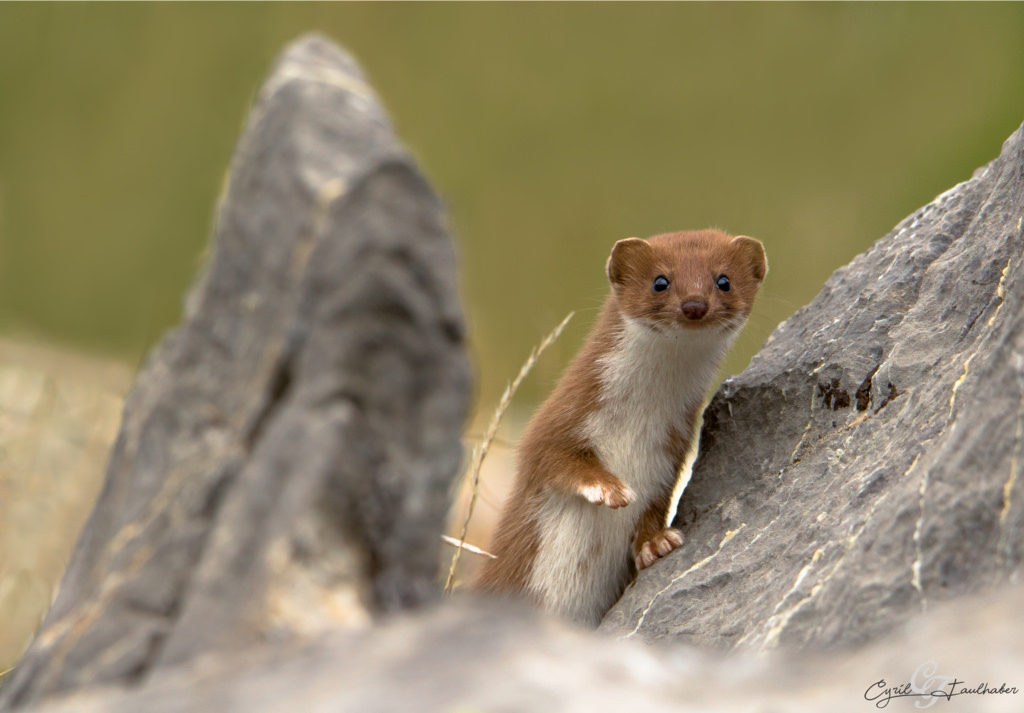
[681,300,708,320]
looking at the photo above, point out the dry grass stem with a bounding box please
[440,535,496,559]
[444,312,574,594]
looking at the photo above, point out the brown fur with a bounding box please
[475,229,767,620]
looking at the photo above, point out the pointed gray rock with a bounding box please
[0,34,470,710]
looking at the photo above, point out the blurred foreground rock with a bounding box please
[4,33,1024,713]
[0,34,470,708]
[24,586,1024,713]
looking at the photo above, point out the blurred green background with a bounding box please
[1,2,1024,420]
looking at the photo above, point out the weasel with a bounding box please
[474,229,767,626]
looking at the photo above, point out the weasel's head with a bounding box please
[606,229,767,334]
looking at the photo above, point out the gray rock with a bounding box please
[0,34,470,709]
[23,586,1024,713]
[602,118,1024,648]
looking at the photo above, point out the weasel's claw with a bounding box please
[635,528,684,570]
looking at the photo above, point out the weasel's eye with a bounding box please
[652,275,670,293]
[716,275,732,292]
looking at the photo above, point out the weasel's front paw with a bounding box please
[578,478,636,509]
[635,528,683,570]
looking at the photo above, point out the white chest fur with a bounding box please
[527,318,735,625]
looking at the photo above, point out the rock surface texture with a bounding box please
[0,35,470,709]
[4,33,1024,713]
[603,118,1024,648]
[22,586,1024,713]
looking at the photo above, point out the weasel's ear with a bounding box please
[731,236,768,283]
[607,237,653,287]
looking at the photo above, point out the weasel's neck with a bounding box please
[596,313,736,411]
[580,310,736,494]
